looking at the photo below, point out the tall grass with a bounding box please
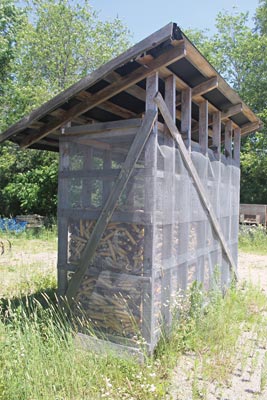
[1,281,266,400]
[239,224,267,254]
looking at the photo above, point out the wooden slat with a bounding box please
[154,91,237,280]
[176,76,218,105]
[64,119,142,135]
[233,127,241,165]
[199,100,209,156]
[212,111,221,160]
[65,109,157,302]
[221,103,242,120]
[224,120,233,159]
[241,121,261,136]
[181,87,192,151]
[20,43,185,148]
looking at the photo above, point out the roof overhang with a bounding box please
[0,22,262,151]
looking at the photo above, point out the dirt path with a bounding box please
[169,251,267,400]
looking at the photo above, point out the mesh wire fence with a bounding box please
[58,125,240,351]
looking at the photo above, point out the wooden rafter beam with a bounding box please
[241,121,261,136]
[20,42,185,148]
[176,76,218,105]
[221,103,243,120]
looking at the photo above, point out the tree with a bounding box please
[187,6,267,205]
[0,0,130,217]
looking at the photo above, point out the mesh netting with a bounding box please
[58,124,240,351]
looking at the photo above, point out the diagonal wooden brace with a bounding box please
[65,109,158,303]
[154,91,238,281]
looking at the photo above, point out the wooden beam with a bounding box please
[63,119,142,135]
[221,103,243,120]
[181,87,192,151]
[20,43,185,148]
[76,91,138,119]
[241,121,261,136]
[65,109,157,303]
[199,100,209,156]
[212,111,221,160]
[233,127,241,165]
[176,76,218,105]
[224,120,233,159]
[154,91,237,280]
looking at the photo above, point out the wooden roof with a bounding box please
[0,22,261,152]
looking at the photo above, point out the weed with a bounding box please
[239,224,267,254]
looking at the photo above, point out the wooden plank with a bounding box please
[57,140,70,296]
[154,92,237,280]
[221,103,242,120]
[224,120,233,159]
[181,87,192,151]
[176,76,218,105]
[162,74,176,329]
[82,147,93,208]
[103,151,112,202]
[65,109,157,302]
[241,121,261,136]
[142,73,158,347]
[20,43,185,148]
[199,100,208,156]
[212,111,221,160]
[0,23,175,143]
[64,119,142,135]
[233,127,241,165]
[76,91,138,119]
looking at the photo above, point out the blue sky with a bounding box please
[91,0,259,42]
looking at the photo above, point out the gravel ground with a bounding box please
[169,251,267,400]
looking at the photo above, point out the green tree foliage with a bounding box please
[0,0,130,217]
[187,6,267,204]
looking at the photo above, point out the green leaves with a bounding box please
[187,5,267,205]
[0,0,130,217]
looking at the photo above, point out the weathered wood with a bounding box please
[103,151,112,202]
[143,73,158,346]
[212,111,221,160]
[0,22,175,143]
[20,43,185,148]
[181,87,192,151]
[176,76,218,105]
[221,103,242,120]
[65,110,157,302]
[163,74,176,328]
[224,120,233,159]
[154,92,237,280]
[241,121,261,136]
[199,100,209,156]
[64,119,142,136]
[233,127,241,166]
[57,140,70,295]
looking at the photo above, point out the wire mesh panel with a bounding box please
[57,122,240,352]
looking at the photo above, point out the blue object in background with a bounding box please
[0,218,27,233]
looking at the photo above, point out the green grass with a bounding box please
[239,224,267,254]
[0,229,266,399]
[0,281,266,400]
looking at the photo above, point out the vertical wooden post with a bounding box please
[233,127,241,166]
[181,88,192,152]
[163,74,176,329]
[103,150,112,202]
[82,147,93,208]
[199,100,208,156]
[212,111,221,161]
[225,120,233,159]
[57,140,70,296]
[143,72,158,350]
